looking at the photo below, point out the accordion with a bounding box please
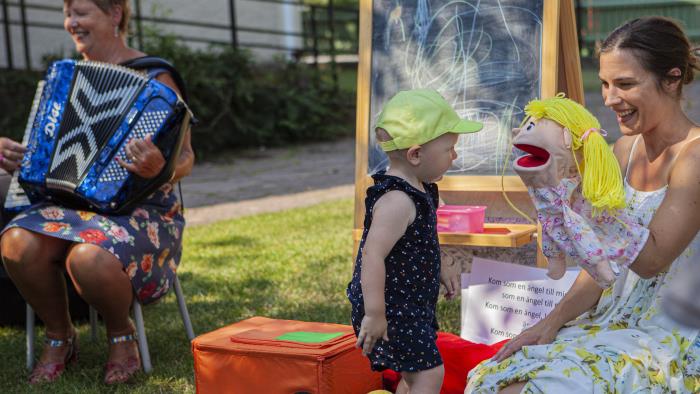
[4,59,191,215]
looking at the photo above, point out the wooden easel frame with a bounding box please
[353,0,583,254]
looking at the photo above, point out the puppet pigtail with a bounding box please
[581,131,626,215]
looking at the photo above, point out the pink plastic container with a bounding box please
[436,205,487,233]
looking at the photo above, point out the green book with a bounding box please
[275,331,344,343]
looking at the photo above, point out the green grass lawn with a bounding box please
[0,198,460,393]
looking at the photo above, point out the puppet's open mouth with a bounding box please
[514,144,550,167]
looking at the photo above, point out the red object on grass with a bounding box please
[381,333,508,393]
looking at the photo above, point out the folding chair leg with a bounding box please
[173,276,195,341]
[132,300,152,374]
[26,304,35,371]
[89,306,98,342]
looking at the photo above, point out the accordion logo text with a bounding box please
[44,102,61,138]
[5,59,191,214]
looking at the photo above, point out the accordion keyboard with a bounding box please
[4,81,45,212]
[98,109,170,184]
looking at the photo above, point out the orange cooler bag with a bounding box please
[192,317,383,394]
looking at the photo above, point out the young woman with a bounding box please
[467,16,700,393]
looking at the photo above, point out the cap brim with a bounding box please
[451,119,483,133]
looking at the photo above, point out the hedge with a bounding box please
[0,33,356,159]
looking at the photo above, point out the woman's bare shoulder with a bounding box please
[675,128,700,164]
[155,72,180,94]
[612,135,636,163]
[128,49,147,59]
[668,127,700,186]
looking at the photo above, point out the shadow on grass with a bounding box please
[187,234,257,248]
[183,271,348,316]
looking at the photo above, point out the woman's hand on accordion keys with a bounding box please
[0,137,26,174]
[116,134,166,179]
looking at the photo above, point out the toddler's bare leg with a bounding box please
[402,364,444,394]
[395,378,409,394]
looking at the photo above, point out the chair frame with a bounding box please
[26,275,194,373]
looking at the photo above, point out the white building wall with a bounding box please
[0,0,304,70]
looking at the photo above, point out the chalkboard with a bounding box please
[353,0,583,251]
[367,0,545,176]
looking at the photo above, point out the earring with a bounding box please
[114,25,119,38]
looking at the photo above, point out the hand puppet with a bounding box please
[512,94,649,287]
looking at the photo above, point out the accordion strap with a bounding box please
[120,56,191,211]
[120,56,190,103]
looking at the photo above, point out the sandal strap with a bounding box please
[45,336,74,348]
[108,333,137,344]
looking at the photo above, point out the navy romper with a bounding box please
[347,171,443,372]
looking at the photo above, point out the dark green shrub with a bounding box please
[0,31,355,159]
[141,31,355,158]
[0,69,42,141]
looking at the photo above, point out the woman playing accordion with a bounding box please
[0,0,195,385]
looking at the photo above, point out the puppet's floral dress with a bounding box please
[466,180,700,393]
[2,184,183,305]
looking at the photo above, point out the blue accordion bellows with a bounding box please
[11,59,191,214]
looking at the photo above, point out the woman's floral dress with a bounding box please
[466,178,700,393]
[3,182,184,305]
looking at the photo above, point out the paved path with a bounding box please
[184,184,354,226]
[181,138,356,226]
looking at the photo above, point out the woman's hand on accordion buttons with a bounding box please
[117,134,166,179]
[0,137,26,174]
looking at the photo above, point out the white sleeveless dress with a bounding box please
[466,139,700,393]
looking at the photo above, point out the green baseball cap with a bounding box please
[376,89,483,152]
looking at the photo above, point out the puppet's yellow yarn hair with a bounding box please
[524,93,626,213]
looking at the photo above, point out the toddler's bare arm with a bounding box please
[356,190,415,355]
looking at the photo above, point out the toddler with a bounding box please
[347,89,482,393]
